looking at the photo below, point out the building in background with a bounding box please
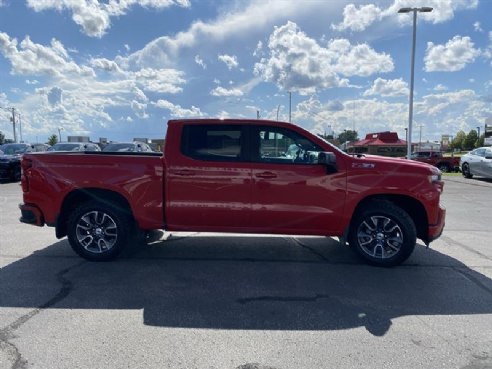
[346,131,410,157]
[67,136,90,143]
[485,118,492,146]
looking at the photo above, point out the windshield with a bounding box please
[0,144,30,155]
[48,143,82,151]
[103,143,136,152]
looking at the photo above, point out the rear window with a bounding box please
[181,125,242,161]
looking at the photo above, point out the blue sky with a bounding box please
[0,0,491,144]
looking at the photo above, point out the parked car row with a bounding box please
[0,141,158,182]
[0,143,49,182]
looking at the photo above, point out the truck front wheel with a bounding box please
[67,201,131,261]
[348,201,417,267]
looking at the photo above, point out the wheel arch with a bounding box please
[56,188,134,239]
[351,194,428,243]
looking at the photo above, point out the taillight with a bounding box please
[21,158,32,192]
[21,158,32,171]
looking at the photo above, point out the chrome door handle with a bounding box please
[255,172,277,179]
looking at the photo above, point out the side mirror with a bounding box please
[318,152,337,173]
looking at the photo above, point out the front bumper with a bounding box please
[427,204,446,244]
[19,203,45,227]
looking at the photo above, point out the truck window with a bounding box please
[255,126,322,164]
[181,125,243,161]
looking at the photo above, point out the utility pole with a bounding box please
[18,114,22,142]
[9,107,17,143]
[289,92,292,123]
[398,6,433,159]
[418,124,423,150]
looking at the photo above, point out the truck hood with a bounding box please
[347,154,440,175]
[0,154,21,162]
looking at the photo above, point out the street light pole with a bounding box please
[58,127,63,143]
[398,6,433,159]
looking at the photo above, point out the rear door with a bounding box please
[165,124,252,232]
[249,125,346,235]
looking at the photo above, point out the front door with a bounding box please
[249,126,346,235]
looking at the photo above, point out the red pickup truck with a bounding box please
[411,151,460,172]
[19,119,445,267]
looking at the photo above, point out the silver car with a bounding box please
[460,147,492,179]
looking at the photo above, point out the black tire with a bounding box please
[12,166,21,182]
[348,200,417,267]
[462,163,473,178]
[437,163,450,173]
[67,200,132,261]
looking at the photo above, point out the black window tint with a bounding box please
[182,125,242,161]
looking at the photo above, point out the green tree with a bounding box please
[48,134,58,146]
[451,130,466,151]
[463,130,478,150]
[477,134,484,147]
[0,131,5,145]
[338,130,358,144]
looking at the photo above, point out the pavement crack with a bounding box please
[288,237,331,262]
[0,261,84,369]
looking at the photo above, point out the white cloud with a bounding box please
[131,100,149,119]
[390,0,479,26]
[218,54,239,70]
[363,78,409,97]
[254,22,393,94]
[331,1,479,33]
[424,35,480,72]
[135,68,186,93]
[434,84,448,91]
[331,4,383,32]
[90,58,123,73]
[194,55,206,69]
[123,1,341,68]
[26,0,191,38]
[0,33,95,78]
[210,86,244,97]
[133,87,148,102]
[473,21,482,32]
[154,99,205,117]
[26,79,39,85]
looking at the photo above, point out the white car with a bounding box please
[460,147,492,179]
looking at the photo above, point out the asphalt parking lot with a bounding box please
[1,176,492,369]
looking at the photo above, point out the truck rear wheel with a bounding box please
[348,201,416,267]
[67,200,131,261]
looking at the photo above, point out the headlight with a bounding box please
[429,173,441,182]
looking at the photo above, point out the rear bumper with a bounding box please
[19,203,45,227]
[428,204,446,243]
